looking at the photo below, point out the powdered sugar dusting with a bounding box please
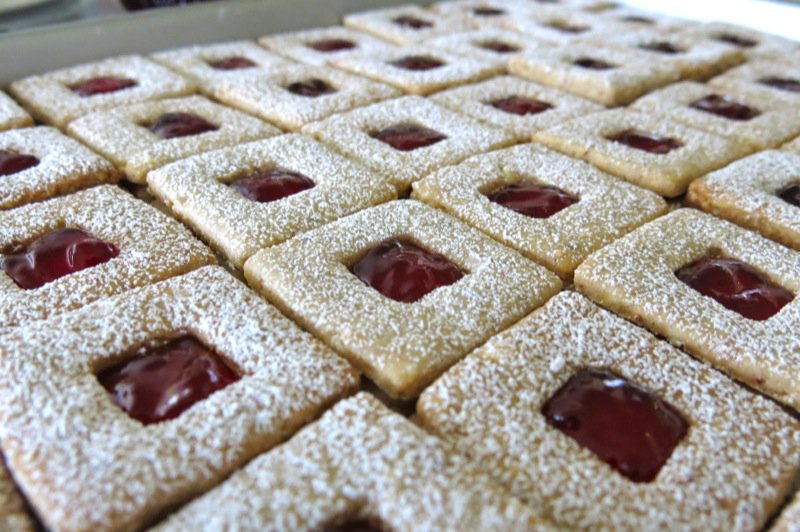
[0,91,32,132]
[259,26,396,67]
[0,456,33,532]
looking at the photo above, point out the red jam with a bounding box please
[308,38,356,52]
[372,123,446,151]
[70,76,137,97]
[639,41,682,54]
[390,55,444,71]
[149,112,218,139]
[286,78,337,97]
[479,40,519,53]
[690,94,760,121]
[573,57,615,70]
[207,56,257,70]
[473,7,505,16]
[778,184,800,207]
[542,368,688,483]
[351,238,464,303]
[488,183,578,218]
[608,129,682,154]
[323,520,382,532]
[230,168,315,203]
[714,33,757,48]
[0,150,40,176]
[1,228,119,289]
[392,15,433,29]
[758,77,800,93]
[548,22,588,33]
[489,95,553,116]
[621,15,654,24]
[676,255,793,321]
[98,336,240,425]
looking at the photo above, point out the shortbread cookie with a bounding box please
[417,291,800,531]
[709,60,800,105]
[533,109,750,197]
[9,55,195,129]
[509,43,679,105]
[259,26,395,67]
[773,492,800,532]
[211,64,399,131]
[1,458,33,532]
[343,4,469,45]
[67,95,279,183]
[574,208,800,410]
[148,134,396,268]
[0,185,216,328]
[504,10,619,44]
[412,144,667,279]
[303,96,513,193]
[429,0,545,30]
[426,28,550,70]
[683,22,798,59]
[687,150,800,250]
[244,200,561,399]
[0,266,358,531]
[594,7,688,32]
[0,91,32,132]
[431,75,603,141]
[0,126,119,210]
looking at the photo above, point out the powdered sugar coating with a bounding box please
[502,9,623,44]
[709,60,800,106]
[0,185,216,328]
[429,0,553,30]
[67,95,279,183]
[243,200,561,398]
[773,492,800,532]
[425,28,552,70]
[259,26,396,67]
[0,457,32,532]
[574,208,800,410]
[9,55,195,129]
[0,266,359,531]
[592,6,690,33]
[682,22,798,60]
[344,4,471,46]
[0,91,32,132]
[417,291,800,530]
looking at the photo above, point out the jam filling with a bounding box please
[714,33,757,48]
[308,38,356,52]
[621,15,654,24]
[323,520,383,532]
[149,112,219,139]
[473,7,505,16]
[778,184,800,207]
[542,368,688,483]
[392,15,433,29]
[479,40,519,53]
[286,78,337,97]
[758,76,800,93]
[573,57,615,70]
[548,21,588,33]
[676,255,793,321]
[639,41,683,54]
[690,94,761,121]
[0,150,40,176]
[390,55,444,71]
[372,123,447,151]
[351,238,464,303]
[207,56,257,70]
[488,183,578,218]
[70,76,137,97]
[1,228,119,289]
[608,129,682,154]
[230,168,315,203]
[98,336,240,425]
[489,95,553,116]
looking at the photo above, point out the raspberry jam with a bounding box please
[0,150,40,176]
[308,39,356,52]
[372,123,447,151]
[98,336,240,425]
[608,129,683,154]
[1,228,119,289]
[690,94,760,121]
[573,57,615,70]
[323,520,382,532]
[621,15,654,24]
[149,112,219,139]
[714,33,757,48]
[758,77,800,93]
[390,56,444,71]
[230,168,315,203]
[207,56,256,70]
[70,76,137,97]
[778,184,800,207]
[392,15,433,29]
[473,7,505,16]
[676,255,793,320]
[548,21,588,33]
[542,368,688,483]
[489,95,553,116]
[488,183,578,218]
[639,41,682,54]
[351,238,464,303]
[479,40,519,53]
[286,78,337,97]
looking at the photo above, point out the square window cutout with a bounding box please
[709,60,800,106]
[417,291,800,530]
[9,55,195,129]
[574,208,800,410]
[503,9,621,44]
[0,91,32,132]
[147,134,396,268]
[509,43,679,106]
[259,26,396,67]
[0,126,119,210]
[0,185,216,328]
[1,458,33,532]
[243,200,561,399]
[431,75,603,142]
[211,63,400,131]
[682,22,798,60]
[153,393,545,531]
[429,0,547,30]
[0,266,358,531]
[426,29,552,71]
[631,81,800,151]
[67,95,279,183]
[533,109,751,197]
[343,4,471,46]
[412,143,667,279]
[303,96,513,194]
[687,150,800,251]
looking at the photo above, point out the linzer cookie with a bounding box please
[0,91,32,132]
[259,26,395,66]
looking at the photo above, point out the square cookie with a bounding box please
[429,0,545,30]
[343,4,470,45]
[687,150,800,251]
[1,458,33,532]
[147,134,397,268]
[0,185,216,328]
[631,81,800,150]
[67,95,279,183]
[412,144,667,279]
[504,10,620,44]
[533,109,750,197]
[0,266,358,531]
[0,91,32,132]
[593,7,689,33]
[153,393,546,531]
[259,26,395,67]
[9,55,195,129]
[417,291,800,531]
[574,208,800,410]
[211,64,400,131]
[426,29,551,70]
[0,126,119,210]
[709,60,800,105]
[303,95,513,193]
[243,200,561,399]
[430,75,603,141]
[509,43,679,106]
[682,22,798,59]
